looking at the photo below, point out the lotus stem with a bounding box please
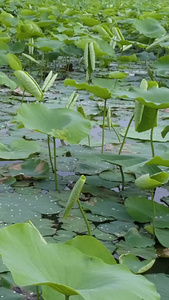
[88,135,91,147]
[53,137,57,190]
[21,89,25,104]
[36,286,40,300]
[65,296,69,300]
[101,99,107,154]
[77,198,91,236]
[39,54,44,85]
[47,135,54,173]
[151,189,156,238]
[150,127,155,157]
[118,114,134,155]
[118,114,134,190]
[111,123,121,142]
[119,166,125,191]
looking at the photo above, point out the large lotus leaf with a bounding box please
[114,87,169,109]
[64,79,111,99]
[0,140,40,159]
[146,273,169,300]
[0,223,160,300]
[101,153,147,169]
[120,126,169,142]
[133,18,166,38]
[35,38,63,52]
[16,103,91,144]
[0,189,62,223]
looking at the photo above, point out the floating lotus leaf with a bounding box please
[119,253,155,274]
[0,140,40,159]
[16,103,91,144]
[0,223,160,300]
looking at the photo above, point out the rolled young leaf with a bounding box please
[14,70,43,101]
[63,175,86,218]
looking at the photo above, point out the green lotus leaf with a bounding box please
[134,102,158,132]
[114,87,169,109]
[0,140,40,159]
[101,153,147,169]
[119,253,155,274]
[155,228,169,248]
[65,235,116,265]
[146,273,169,300]
[161,125,169,138]
[9,158,49,179]
[7,53,22,71]
[146,153,169,167]
[135,172,169,190]
[109,71,129,79]
[125,196,169,228]
[0,223,160,300]
[125,197,153,223]
[154,55,169,71]
[64,79,111,99]
[133,18,166,38]
[16,103,91,144]
[0,72,17,90]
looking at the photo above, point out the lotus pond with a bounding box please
[1,0,169,299]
